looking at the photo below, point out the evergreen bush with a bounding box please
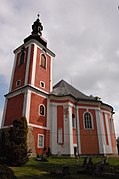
[0,117,29,166]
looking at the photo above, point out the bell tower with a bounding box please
[2,15,55,155]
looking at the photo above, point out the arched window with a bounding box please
[18,47,25,66]
[39,104,45,116]
[40,54,46,68]
[84,112,93,129]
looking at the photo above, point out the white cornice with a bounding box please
[14,39,55,57]
[28,123,48,130]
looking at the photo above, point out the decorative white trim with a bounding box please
[28,123,48,130]
[16,39,55,57]
[47,97,50,128]
[101,110,111,115]
[50,102,111,114]
[5,89,25,99]
[95,110,104,154]
[9,54,17,92]
[50,104,57,153]
[30,84,49,95]
[68,105,74,155]
[30,89,49,99]
[31,44,37,86]
[22,89,31,125]
[1,125,13,129]
[78,106,101,110]
[75,106,81,154]
[50,101,74,107]
[25,90,31,124]
[105,114,112,153]
[50,56,53,92]
[24,44,31,85]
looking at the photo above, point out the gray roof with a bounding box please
[52,79,96,101]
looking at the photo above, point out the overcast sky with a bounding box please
[0,0,119,137]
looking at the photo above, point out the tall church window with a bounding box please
[39,104,45,116]
[18,46,25,66]
[84,112,93,129]
[110,117,114,132]
[58,128,63,144]
[72,114,76,128]
[38,134,44,148]
[40,54,47,68]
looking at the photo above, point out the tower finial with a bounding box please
[37,13,40,20]
[31,14,43,36]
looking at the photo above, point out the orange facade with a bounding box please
[29,92,47,127]
[4,94,24,126]
[11,47,29,91]
[34,47,51,93]
[78,108,99,154]
[32,127,50,154]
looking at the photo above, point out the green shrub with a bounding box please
[0,117,29,166]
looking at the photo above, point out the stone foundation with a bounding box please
[27,126,36,157]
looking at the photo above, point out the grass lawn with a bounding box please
[11,156,119,179]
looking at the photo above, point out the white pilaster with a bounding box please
[68,105,74,155]
[50,103,57,154]
[23,90,31,124]
[31,44,37,86]
[9,54,17,92]
[24,44,31,85]
[105,113,112,153]
[50,56,53,92]
[47,97,50,129]
[76,106,81,154]
[95,109,105,154]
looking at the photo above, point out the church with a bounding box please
[1,15,117,156]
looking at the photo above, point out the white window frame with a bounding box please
[38,134,44,148]
[39,104,45,116]
[40,81,45,88]
[83,112,93,130]
[16,80,21,87]
[40,53,47,69]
